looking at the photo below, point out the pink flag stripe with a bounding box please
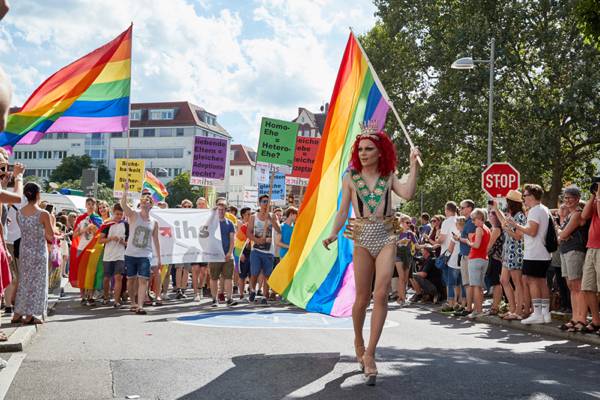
[47,115,128,133]
[371,97,390,132]
[329,262,356,317]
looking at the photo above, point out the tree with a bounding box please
[574,0,600,49]
[50,155,113,186]
[165,172,202,208]
[362,0,600,212]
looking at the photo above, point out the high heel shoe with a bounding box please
[362,353,378,386]
[354,340,365,372]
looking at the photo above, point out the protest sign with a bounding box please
[114,159,145,198]
[259,172,286,200]
[256,117,298,167]
[149,208,225,264]
[192,136,228,180]
[285,176,309,187]
[292,136,320,179]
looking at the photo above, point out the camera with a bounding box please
[591,176,600,194]
[487,199,494,206]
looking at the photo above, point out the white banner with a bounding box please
[285,176,309,187]
[149,208,225,264]
[256,162,292,184]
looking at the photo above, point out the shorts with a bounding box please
[103,260,125,277]
[250,250,274,277]
[560,250,586,281]
[239,253,251,279]
[176,263,193,271]
[396,246,413,268]
[191,263,208,269]
[487,258,502,286]
[209,260,234,280]
[581,248,600,292]
[523,259,551,278]
[468,258,488,287]
[125,255,151,279]
[460,255,470,286]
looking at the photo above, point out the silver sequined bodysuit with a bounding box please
[345,172,398,258]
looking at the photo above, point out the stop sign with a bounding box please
[482,162,520,198]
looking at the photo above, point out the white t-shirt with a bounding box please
[440,215,458,254]
[524,204,551,261]
[6,205,21,244]
[103,222,128,262]
[447,238,461,269]
[125,212,157,259]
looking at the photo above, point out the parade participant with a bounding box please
[322,124,419,386]
[209,198,237,307]
[97,200,111,222]
[236,207,252,300]
[69,197,103,305]
[121,182,161,315]
[247,194,282,304]
[438,202,460,311]
[395,214,417,306]
[175,199,193,299]
[276,207,297,259]
[192,197,210,301]
[12,183,55,325]
[580,182,600,334]
[98,204,128,308]
[454,199,476,316]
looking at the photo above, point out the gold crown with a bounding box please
[358,120,380,139]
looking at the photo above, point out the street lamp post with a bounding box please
[451,38,495,166]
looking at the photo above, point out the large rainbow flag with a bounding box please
[268,32,390,317]
[0,26,132,150]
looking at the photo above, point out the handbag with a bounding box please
[50,240,62,269]
[435,250,450,270]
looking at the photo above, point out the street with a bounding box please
[3,288,600,400]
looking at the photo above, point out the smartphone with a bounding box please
[487,199,494,206]
[45,204,55,213]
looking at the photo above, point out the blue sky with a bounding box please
[0,0,378,147]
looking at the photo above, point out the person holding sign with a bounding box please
[247,194,281,304]
[322,123,420,386]
[120,181,161,315]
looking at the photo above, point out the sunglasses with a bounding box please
[260,200,269,204]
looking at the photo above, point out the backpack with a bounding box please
[545,214,558,253]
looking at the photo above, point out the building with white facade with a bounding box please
[228,144,258,208]
[11,101,232,189]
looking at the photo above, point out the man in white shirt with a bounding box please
[436,201,460,309]
[507,184,552,324]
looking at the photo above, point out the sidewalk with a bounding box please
[421,302,600,347]
[0,276,67,353]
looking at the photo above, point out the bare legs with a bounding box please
[394,262,410,302]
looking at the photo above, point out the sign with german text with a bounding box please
[192,136,228,180]
[259,172,286,200]
[256,117,298,166]
[114,159,145,198]
[285,176,309,187]
[292,136,320,179]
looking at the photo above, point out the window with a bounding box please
[130,109,141,120]
[143,129,155,137]
[53,151,67,159]
[149,109,174,120]
[14,152,20,160]
[86,149,106,160]
[238,169,243,176]
[37,151,52,159]
[57,133,69,139]
[231,169,235,176]
[114,148,184,159]
[173,168,182,176]
[111,132,123,138]
[159,128,173,137]
[43,133,53,140]
[129,129,139,137]
[176,128,184,137]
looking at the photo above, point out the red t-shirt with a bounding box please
[468,225,490,260]
[587,202,600,249]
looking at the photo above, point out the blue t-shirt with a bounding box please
[219,219,236,255]
[279,223,294,258]
[460,217,476,256]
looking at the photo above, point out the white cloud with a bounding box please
[1,0,377,146]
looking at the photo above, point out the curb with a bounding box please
[427,305,600,347]
[0,325,37,353]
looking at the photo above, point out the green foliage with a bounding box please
[165,172,202,208]
[50,155,113,186]
[575,0,600,49]
[363,0,600,212]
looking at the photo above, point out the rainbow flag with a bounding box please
[0,26,132,150]
[233,224,248,272]
[143,170,168,202]
[268,32,390,317]
[68,213,104,289]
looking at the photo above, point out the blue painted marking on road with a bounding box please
[174,310,399,330]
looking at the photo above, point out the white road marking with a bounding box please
[0,353,26,400]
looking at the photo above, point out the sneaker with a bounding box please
[194,295,201,302]
[102,299,109,306]
[454,304,465,312]
[211,299,218,307]
[467,312,482,319]
[441,303,454,312]
[521,313,545,325]
[543,312,552,324]
[218,293,226,302]
[113,303,121,309]
[227,298,238,306]
[180,291,188,299]
[4,306,13,314]
[452,309,470,317]
[249,291,256,303]
[85,299,95,306]
[176,290,183,300]
[260,298,267,305]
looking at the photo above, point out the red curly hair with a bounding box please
[349,131,397,176]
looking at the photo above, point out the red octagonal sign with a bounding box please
[482,162,520,198]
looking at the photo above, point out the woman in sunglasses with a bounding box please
[322,122,420,385]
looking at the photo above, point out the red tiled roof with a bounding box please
[230,144,256,166]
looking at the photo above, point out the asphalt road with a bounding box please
[3,290,600,400]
